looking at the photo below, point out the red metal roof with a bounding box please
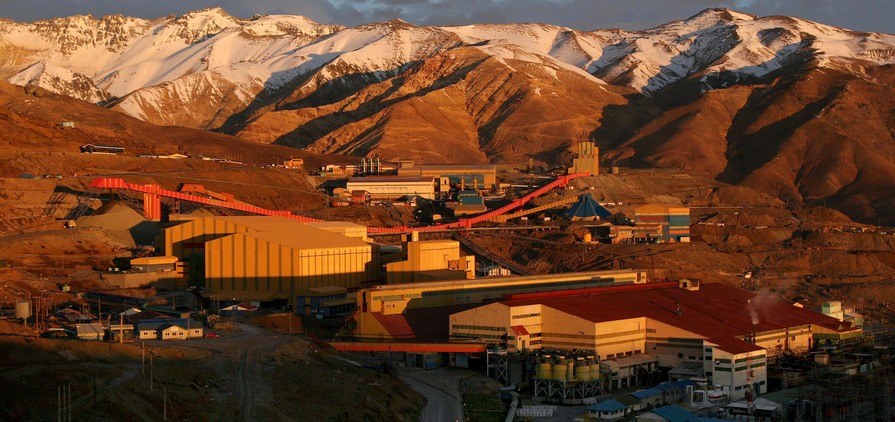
[367,282,852,356]
[505,282,852,355]
[511,325,529,336]
[372,303,481,341]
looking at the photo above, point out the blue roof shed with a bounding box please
[653,404,699,422]
[586,399,627,412]
[630,387,664,400]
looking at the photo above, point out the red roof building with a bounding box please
[449,280,860,399]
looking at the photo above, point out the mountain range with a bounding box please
[2,8,895,224]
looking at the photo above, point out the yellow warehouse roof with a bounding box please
[206,216,303,232]
[130,256,179,265]
[215,225,371,251]
[634,204,669,215]
[190,216,372,250]
[306,221,367,230]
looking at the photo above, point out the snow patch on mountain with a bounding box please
[8,61,111,103]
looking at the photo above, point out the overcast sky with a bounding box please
[0,0,892,34]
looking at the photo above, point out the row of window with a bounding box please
[605,350,642,359]
[421,279,609,298]
[451,324,505,332]
[454,333,513,341]
[595,328,644,340]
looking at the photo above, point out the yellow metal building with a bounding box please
[571,141,599,176]
[204,228,378,303]
[162,216,379,303]
[385,239,475,283]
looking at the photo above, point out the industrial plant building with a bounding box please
[384,239,475,283]
[353,270,647,337]
[570,141,599,176]
[345,176,438,201]
[162,216,379,304]
[631,205,691,243]
[447,280,859,399]
[346,269,859,401]
[397,164,498,191]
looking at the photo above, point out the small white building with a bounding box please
[137,320,203,340]
[75,323,105,341]
[160,324,189,340]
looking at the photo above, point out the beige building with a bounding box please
[397,164,498,190]
[571,141,599,176]
[354,270,647,340]
[448,280,860,399]
[385,239,475,283]
[346,176,436,200]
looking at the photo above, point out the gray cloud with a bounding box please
[0,0,891,34]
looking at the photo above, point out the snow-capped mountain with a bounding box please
[4,8,895,225]
[4,8,894,125]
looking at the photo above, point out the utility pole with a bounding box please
[150,351,154,392]
[62,383,70,422]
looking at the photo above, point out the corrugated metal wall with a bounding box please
[165,217,254,259]
[204,233,375,302]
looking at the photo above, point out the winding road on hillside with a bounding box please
[397,367,471,422]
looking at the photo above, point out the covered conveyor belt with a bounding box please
[89,172,589,233]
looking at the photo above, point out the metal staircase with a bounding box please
[63,187,102,220]
[42,190,68,217]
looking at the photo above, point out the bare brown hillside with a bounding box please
[0,81,341,177]
[601,65,895,225]
[234,47,632,165]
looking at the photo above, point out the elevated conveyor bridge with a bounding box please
[88,172,588,234]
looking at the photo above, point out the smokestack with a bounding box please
[748,299,757,344]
